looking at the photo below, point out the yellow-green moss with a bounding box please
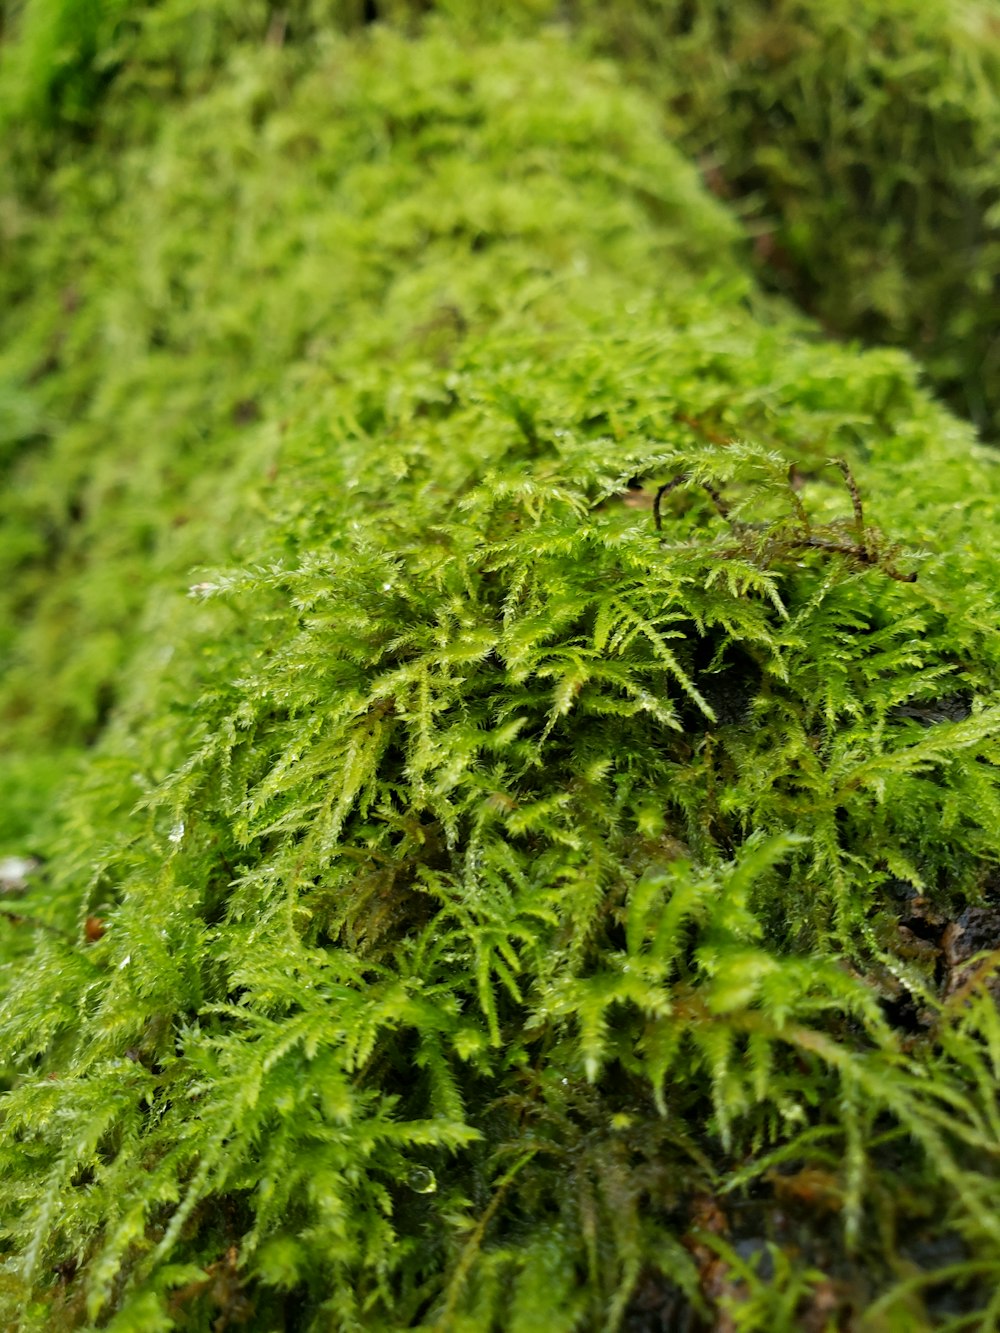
[2,16,1000,1333]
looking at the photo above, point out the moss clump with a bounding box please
[2,17,1000,1333]
[8,0,1000,429]
[0,15,741,779]
[8,0,1000,436]
[570,0,1000,437]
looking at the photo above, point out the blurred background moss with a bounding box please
[8,0,998,431]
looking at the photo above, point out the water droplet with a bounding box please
[406,1167,437,1195]
[0,855,39,893]
[168,821,185,844]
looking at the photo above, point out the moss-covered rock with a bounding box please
[2,15,1000,1333]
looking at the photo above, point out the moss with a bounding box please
[566,0,1000,439]
[0,0,131,129]
[8,0,1000,427]
[1,15,1000,1333]
[8,1,1000,435]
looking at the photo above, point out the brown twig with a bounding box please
[653,462,917,582]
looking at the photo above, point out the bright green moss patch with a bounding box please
[2,18,1000,1333]
[8,0,1000,437]
[0,22,743,761]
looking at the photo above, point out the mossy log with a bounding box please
[1,14,1000,1332]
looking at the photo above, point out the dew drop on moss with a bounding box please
[406,1167,437,1194]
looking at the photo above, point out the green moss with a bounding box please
[2,17,1000,1333]
[567,0,1000,437]
[8,0,1000,431]
[0,0,135,129]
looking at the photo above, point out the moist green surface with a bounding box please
[2,8,1000,1331]
[572,0,1000,439]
